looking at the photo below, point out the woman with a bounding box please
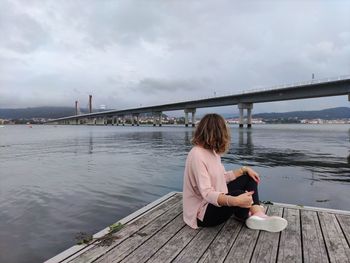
[183,113,287,232]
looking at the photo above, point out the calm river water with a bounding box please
[0,124,349,263]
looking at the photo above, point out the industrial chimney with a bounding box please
[89,95,92,113]
[75,100,78,115]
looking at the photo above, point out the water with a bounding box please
[0,124,349,263]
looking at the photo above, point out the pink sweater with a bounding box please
[183,146,236,229]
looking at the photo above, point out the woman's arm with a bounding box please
[224,166,245,182]
[217,192,254,208]
[226,166,260,184]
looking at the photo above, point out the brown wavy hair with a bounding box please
[192,113,231,154]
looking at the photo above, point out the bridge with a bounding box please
[47,75,350,127]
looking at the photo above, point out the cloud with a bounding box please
[0,1,49,53]
[134,77,210,94]
[0,0,349,113]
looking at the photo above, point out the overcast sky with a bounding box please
[0,0,349,115]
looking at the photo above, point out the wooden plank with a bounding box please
[277,208,302,263]
[336,214,350,245]
[318,212,350,262]
[274,202,350,216]
[172,223,223,263]
[67,194,182,263]
[94,201,183,263]
[147,225,200,263]
[197,215,243,263]
[300,210,328,263]
[46,191,350,263]
[47,192,179,263]
[119,213,186,263]
[250,205,283,263]
[223,217,260,263]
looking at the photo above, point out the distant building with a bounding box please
[300,118,349,124]
[226,118,265,124]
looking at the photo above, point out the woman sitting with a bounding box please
[183,113,287,232]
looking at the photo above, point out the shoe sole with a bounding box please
[246,216,288,232]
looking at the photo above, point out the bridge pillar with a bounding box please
[131,115,135,126]
[238,103,253,128]
[122,116,125,126]
[348,94,350,101]
[239,107,244,128]
[191,110,196,127]
[96,118,104,125]
[184,111,189,127]
[184,108,196,127]
[158,112,162,127]
[153,114,157,126]
[247,108,252,128]
[136,114,140,126]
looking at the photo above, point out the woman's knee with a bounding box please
[228,189,245,197]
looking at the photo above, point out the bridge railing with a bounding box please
[239,74,350,95]
[52,74,350,121]
[169,74,350,103]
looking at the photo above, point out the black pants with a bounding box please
[197,173,260,227]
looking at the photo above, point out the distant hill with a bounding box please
[252,107,350,120]
[0,106,349,120]
[0,107,165,119]
[0,107,106,119]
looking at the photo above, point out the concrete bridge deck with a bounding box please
[46,192,350,263]
[47,75,350,127]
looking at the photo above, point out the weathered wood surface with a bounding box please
[250,205,283,263]
[278,208,302,263]
[318,212,350,262]
[68,193,182,263]
[197,215,243,263]
[300,210,328,263]
[224,217,260,263]
[147,225,199,263]
[171,223,223,263]
[95,201,183,263]
[336,214,350,245]
[50,192,350,263]
[119,213,186,263]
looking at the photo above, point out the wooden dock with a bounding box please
[46,192,350,263]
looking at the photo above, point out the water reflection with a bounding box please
[184,130,192,145]
[348,128,350,164]
[88,133,93,154]
[236,129,253,156]
[225,128,350,183]
[1,125,350,263]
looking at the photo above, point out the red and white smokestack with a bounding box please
[89,95,92,113]
[75,100,78,115]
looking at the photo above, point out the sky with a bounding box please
[0,0,349,115]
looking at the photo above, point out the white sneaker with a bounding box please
[245,215,288,232]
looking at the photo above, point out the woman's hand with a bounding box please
[244,166,260,184]
[232,191,254,208]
